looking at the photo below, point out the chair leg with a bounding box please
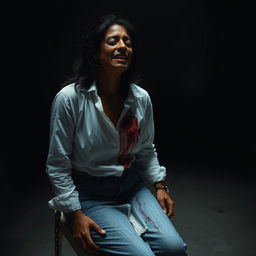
[55,211,63,256]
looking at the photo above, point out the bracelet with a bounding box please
[155,184,170,194]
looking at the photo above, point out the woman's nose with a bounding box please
[117,40,126,50]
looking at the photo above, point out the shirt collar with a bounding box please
[86,82,144,99]
[129,83,144,98]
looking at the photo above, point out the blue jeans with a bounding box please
[72,166,188,256]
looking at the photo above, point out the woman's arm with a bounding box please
[136,94,175,217]
[46,91,80,213]
[135,94,166,184]
[47,90,106,253]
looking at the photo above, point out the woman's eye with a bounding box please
[106,38,132,47]
[107,40,116,46]
[125,40,132,47]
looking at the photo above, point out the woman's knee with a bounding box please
[160,238,188,256]
[129,247,155,256]
[101,243,155,256]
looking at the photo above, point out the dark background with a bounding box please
[3,1,256,255]
[3,0,255,189]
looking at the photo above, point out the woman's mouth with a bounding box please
[112,54,128,61]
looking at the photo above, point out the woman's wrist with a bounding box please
[154,181,170,193]
[154,180,166,188]
[68,209,83,218]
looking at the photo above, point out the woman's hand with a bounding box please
[155,189,175,218]
[69,210,106,255]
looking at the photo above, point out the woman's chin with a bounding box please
[111,64,129,72]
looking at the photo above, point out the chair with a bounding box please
[54,210,93,256]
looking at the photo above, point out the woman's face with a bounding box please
[98,24,133,73]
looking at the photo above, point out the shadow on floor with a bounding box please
[4,163,256,256]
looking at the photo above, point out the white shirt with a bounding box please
[46,83,166,213]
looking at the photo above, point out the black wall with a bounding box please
[3,0,255,192]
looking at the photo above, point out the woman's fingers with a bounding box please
[159,197,168,213]
[71,211,106,254]
[165,197,175,218]
[156,190,175,218]
[92,221,106,236]
[83,230,101,254]
[74,231,100,255]
[156,190,168,213]
[84,218,106,254]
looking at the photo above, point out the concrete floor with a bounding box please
[3,163,256,256]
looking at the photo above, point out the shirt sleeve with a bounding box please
[45,91,81,213]
[135,94,167,185]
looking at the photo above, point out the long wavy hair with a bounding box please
[64,14,141,94]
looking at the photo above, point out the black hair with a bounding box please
[64,14,141,93]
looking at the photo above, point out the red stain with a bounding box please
[135,197,160,232]
[118,111,140,169]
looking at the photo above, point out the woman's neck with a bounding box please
[97,69,122,96]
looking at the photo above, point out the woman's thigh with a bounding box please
[129,186,188,256]
[81,199,155,256]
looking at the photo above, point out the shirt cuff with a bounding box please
[48,190,81,213]
[143,165,166,185]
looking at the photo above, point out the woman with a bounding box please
[46,14,188,255]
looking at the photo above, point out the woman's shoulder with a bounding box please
[58,83,78,98]
[131,83,150,99]
[51,83,83,108]
[55,83,88,103]
[130,83,152,106]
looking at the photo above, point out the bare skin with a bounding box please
[70,210,105,255]
[154,181,175,218]
[69,24,175,254]
[96,24,133,126]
